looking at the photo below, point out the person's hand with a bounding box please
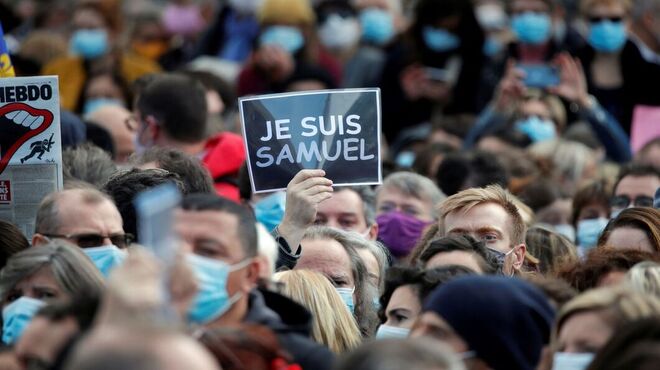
[96,247,165,327]
[277,170,333,251]
[493,59,527,112]
[168,252,198,318]
[400,65,426,100]
[400,64,451,103]
[548,53,592,109]
[253,45,295,82]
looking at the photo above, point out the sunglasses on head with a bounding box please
[610,195,654,209]
[45,233,134,248]
[589,16,623,23]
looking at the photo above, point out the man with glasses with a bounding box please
[32,188,131,276]
[611,163,660,217]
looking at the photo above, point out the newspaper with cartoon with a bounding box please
[0,76,62,238]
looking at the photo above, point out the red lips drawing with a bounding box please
[0,103,53,175]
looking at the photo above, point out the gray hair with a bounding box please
[335,338,466,370]
[35,188,115,235]
[303,226,380,337]
[62,143,117,189]
[338,186,377,226]
[0,241,105,302]
[377,172,446,217]
[352,237,389,292]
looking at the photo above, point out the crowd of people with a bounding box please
[1,0,660,369]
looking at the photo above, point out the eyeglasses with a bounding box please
[610,195,654,209]
[44,233,134,248]
[589,16,623,23]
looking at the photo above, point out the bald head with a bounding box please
[87,105,135,163]
[67,326,220,370]
[33,188,124,247]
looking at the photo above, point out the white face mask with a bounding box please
[552,352,594,370]
[475,4,508,30]
[376,324,410,339]
[319,14,360,50]
[228,0,263,15]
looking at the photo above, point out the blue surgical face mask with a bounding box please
[588,20,626,53]
[376,324,410,339]
[360,8,394,45]
[83,245,128,277]
[516,116,557,142]
[483,36,504,57]
[254,191,286,232]
[259,26,304,54]
[335,287,355,314]
[554,224,576,243]
[2,297,46,344]
[423,26,461,53]
[552,352,595,370]
[186,254,250,324]
[70,29,109,59]
[511,12,552,45]
[82,97,125,117]
[577,217,609,249]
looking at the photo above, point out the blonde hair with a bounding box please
[437,185,527,245]
[273,270,362,354]
[553,287,660,348]
[627,262,660,298]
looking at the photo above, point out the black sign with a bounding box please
[240,89,382,193]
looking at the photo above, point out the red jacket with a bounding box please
[202,132,246,202]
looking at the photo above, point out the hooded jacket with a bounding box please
[245,289,335,370]
[202,132,246,202]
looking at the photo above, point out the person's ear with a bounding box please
[512,243,526,269]
[367,223,379,241]
[144,115,160,140]
[32,233,49,247]
[241,258,261,293]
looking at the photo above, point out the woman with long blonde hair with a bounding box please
[273,269,362,354]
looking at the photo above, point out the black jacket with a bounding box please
[245,289,335,370]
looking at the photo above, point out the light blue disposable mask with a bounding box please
[554,224,576,243]
[552,352,595,370]
[423,26,461,53]
[588,20,626,53]
[483,36,504,57]
[576,217,609,250]
[360,8,394,45]
[335,287,355,314]
[82,98,125,117]
[376,324,410,339]
[83,245,128,277]
[259,26,304,54]
[511,12,552,45]
[70,29,109,59]
[186,254,250,324]
[254,191,286,232]
[2,297,46,344]
[516,116,557,142]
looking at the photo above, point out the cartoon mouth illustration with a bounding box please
[0,103,53,174]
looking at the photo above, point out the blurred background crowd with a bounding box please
[0,0,659,370]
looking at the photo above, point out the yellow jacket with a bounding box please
[42,53,161,111]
